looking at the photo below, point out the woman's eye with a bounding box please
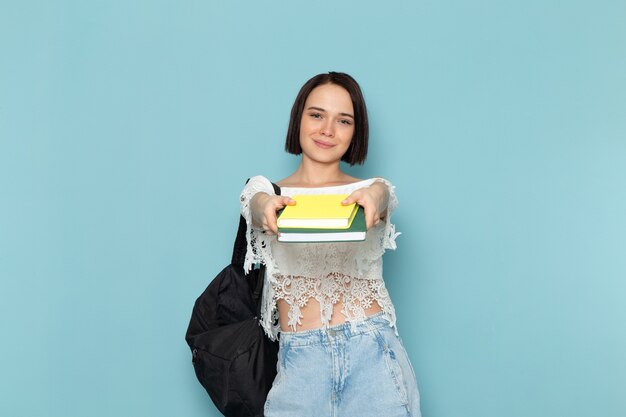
[310,113,322,119]
[339,119,353,125]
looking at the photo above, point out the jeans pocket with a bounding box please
[372,328,409,406]
[397,334,419,387]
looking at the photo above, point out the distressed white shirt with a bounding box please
[240,175,401,340]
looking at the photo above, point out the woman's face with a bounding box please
[299,83,355,165]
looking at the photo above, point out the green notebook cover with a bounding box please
[277,206,366,243]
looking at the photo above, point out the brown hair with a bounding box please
[285,72,369,165]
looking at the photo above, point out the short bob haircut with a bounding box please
[285,72,369,166]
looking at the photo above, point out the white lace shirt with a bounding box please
[240,175,401,340]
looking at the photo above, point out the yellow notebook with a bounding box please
[277,194,358,229]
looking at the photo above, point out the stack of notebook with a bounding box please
[277,194,366,243]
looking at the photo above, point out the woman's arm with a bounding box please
[239,176,294,272]
[250,192,295,235]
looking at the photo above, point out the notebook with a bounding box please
[278,206,366,242]
[277,194,358,229]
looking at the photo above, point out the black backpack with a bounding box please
[185,182,280,417]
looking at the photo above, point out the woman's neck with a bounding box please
[282,159,355,187]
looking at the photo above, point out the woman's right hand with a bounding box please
[250,193,296,235]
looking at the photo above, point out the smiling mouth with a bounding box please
[313,140,334,149]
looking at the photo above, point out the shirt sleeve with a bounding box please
[239,175,276,272]
[371,177,401,250]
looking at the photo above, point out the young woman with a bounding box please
[240,72,421,417]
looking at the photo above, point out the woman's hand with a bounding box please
[250,193,296,235]
[342,181,389,229]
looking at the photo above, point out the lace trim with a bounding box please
[240,176,276,274]
[239,176,283,338]
[372,178,401,251]
[271,273,397,332]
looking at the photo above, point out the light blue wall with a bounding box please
[1,1,625,416]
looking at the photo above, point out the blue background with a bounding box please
[1,1,625,416]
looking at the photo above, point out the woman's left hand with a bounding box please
[342,181,389,230]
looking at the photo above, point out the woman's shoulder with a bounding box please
[276,174,370,189]
[242,175,276,194]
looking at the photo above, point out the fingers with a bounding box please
[342,190,361,206]
[344,189,376,229]
[263,195,295,235]
[363,207,381,230]
[264,212,278,235]
[263,205,279,235]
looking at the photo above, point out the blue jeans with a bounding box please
[264,313,422,417]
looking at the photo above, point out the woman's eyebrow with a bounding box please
[306,106,354,119]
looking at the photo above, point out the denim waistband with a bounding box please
[278,312,393,347]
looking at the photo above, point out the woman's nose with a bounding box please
[320,120,334,137]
